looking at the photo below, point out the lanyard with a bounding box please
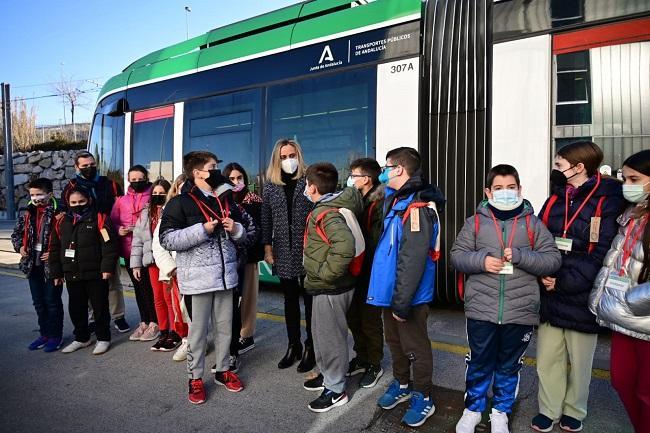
[489,211,518,258]
[189,192,230,223]
[563,173,601,237]
[131,193,145,226]
[620,216,647,276]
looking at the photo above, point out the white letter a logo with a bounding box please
[319,45,335,64]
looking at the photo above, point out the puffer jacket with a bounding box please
[358,185,384,290]
[151,215,176,282]
[538,175,625,333]
[11,197,62,278]
[303,187,363,295]
[450,200,562,326]
[110,183,152,259]
[159,182,246,295]
[590,205,650,340]
[130,206,160,269]
[367,173,445,319]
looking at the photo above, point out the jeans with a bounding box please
[28,266,64,339]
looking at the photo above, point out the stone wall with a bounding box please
[0,150,78,210]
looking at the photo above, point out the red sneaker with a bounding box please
[214,370,244,392]
[188,379,206,404]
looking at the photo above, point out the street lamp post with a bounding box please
[185,6,191,40]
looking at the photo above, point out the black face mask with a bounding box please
[205,169,227,189]
[550,167,578,188]
[69,204,89,215]
[79,166,97,180]
[151,195,166,206]
[131,181,149,193]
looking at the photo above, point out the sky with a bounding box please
[0,0,299,126]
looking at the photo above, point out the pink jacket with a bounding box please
[110,184,152,259]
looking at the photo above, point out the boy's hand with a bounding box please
[503,248,513,262]
[118,226,132,236]
[485,256,505,274]
[392,313,406,323]
[222,217,235,233]
[541,276,556,291]
[54,278,64,286]
[19,246,28,257]
[133,267,142,281]
[102,272,112,280]
[203,220,220,234]
[264,245,274,265]
[40,251,50,261]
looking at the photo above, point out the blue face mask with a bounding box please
[489,188,522,211]
[303,184,313,203]
[346,176,355,188]
[378,167,393,185]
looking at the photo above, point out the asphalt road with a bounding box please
[0,271,633,433]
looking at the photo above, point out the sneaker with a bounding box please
[210,364,217,374]
[360,365,384,388]
[346,357,367,377]
[490,409,509,433]
[531,414,556,432]
[308,389,349,413]
[28,336,48,350]
[559,415,583,432]
[93,341,111,355]
[159,336,181,352]
[88,321,96,335]
[140,322,160,342]
[173,338,189,362]
[150,332,169,351]
[114,317,131,333]
[402,392,435,427]
[214,371,244,392]
[378,379,412,410]
[237,336,255,354]
[43,337,63,353]
[188,379,206,404]
[62,340,92,353]
[228,355,240,372]
[129,322,147,341]
[304,373,324,392]
[456,408,483,433]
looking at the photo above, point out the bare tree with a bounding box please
[0,98,39,152]
[52,75,87,140]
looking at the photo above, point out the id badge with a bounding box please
[500,262,514,275]
[64,249,76,258]
[605,275,631,292]
[555,237,573,252]
[35,243,43,252]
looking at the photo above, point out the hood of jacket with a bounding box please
[476,199,535,219]
[386,171,446,212]
[315,186,364,216]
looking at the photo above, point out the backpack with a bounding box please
[456,212,535,301]
[305,208,366,277]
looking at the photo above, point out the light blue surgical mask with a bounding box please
[622,183,650,203]
[346,176,356,188]
[489,189,523,211]
[303,183,313,203]
[378,166,395,185]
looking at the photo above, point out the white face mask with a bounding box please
[622,183,650,203]
[488,189,523,211]
[30,194,49,206]
[346,176,356,188]
[281,158,299,174]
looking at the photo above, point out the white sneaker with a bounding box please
[61,340,92,353]
[456,408,483,433]
[490,409,510,433]
[129,322,148,341]
[140,322,160,342]
[173,338,188,362]
[93,341,111,355]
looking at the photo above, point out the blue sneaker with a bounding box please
[401,392,435,427]
[377,379,411,409]
[43,337,63,353]
[28,336,48,350]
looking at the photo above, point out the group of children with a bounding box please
[12,142,650,432]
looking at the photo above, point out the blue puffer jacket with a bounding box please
[367,174,444,319]
[539,174,625,333]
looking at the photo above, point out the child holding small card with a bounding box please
[49,187,119,356]
[450,164,561,433]
[533,141,624,432]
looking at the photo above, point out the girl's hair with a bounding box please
[166,174,187,204]
[556,141,603,177]
[223,162,249,186]
[623,150,650,283]
[128,164,149,180]
[148,179,171,221]
[265,138,307,185]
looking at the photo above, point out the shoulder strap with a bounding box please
[366,200,379,233]
[474,213,480,249]
[111,180,118,197]
[314,208,340,246]
[97,213,106,231]
[22,212,31,248]
[525,214,535,249]
[401,201,429,225]
[542,194,558,227]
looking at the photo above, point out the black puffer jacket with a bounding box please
[538,175,626,333]
[49,211,119,282]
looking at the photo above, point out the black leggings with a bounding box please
[124,258,157,324]
[280,277,312,346]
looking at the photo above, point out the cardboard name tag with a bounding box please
[410,208,420,232]
[590,217,601,243]
[100,228,110,242]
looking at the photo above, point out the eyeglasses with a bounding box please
[382,165,397,170]
[349,174,369,178]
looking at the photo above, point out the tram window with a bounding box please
[88,113,124,187]
[556,51,591,125]
[132,106,174,182]
[184,89,261,181]
[267,68,376,184]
